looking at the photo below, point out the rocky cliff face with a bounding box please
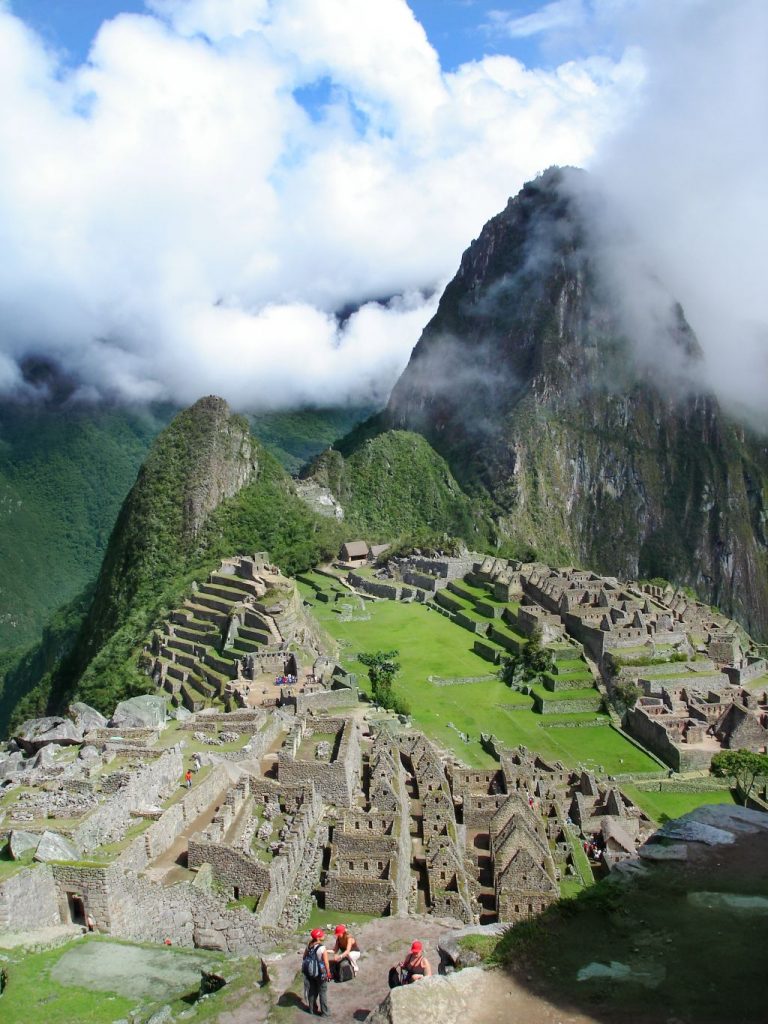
[386,168,768,637]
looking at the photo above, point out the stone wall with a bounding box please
[532,694,603,715]
[278,718,360,807]
[324,876,392,914]
[72,746,184,852]
[114,764,230,873]
[348,574,400,601]
[0,865,59,932]
[187,839,270,896]
[294,687,360,714]
[625,709,713,771]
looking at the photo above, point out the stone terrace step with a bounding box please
[192,592,238,615]
[209,572,263,596]
[172,624,217,644]
[238,625,270,645]
[184,601,228,627]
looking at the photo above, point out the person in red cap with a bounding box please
[395,940,431,984]
[332,923,360,976]
[301,927,331,1015]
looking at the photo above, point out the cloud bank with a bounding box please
[491,0,768,422]
[0,0,639,409]
[0,0,765,420]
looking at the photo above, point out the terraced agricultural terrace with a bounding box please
[1,546,764,1024]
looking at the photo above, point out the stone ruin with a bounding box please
[144,553,335,713]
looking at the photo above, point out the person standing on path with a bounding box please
[184,769,192,789]
[302,927,331,1016]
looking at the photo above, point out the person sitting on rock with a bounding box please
[332,924,360,975]
[396,941,431,983]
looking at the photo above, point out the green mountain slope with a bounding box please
[306,429,493,546]
[0,401,171,653]
[1,397,345,728]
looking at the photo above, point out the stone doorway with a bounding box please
[66,892,86,926]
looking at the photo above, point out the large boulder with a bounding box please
[109,695,168,730]
[14,717,84,754]
[30,744,57,770]
[0,750,24,780]
[366,967,487,1024]
[69,702,108,733]
[34,830,81,863]
[8,829,41,859]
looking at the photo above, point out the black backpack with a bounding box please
[302,943,322,979]
[337,959,355,983]
[388,966,402,989]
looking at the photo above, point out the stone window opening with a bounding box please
[233,886,240,901]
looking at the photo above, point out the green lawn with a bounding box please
[303,903,382,933]
[622,785,735,824]
[306,595,658,773]
[0,936,255,1024]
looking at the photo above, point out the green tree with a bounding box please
[612,679,642,713]
[499,629,555,689]
[358,649,410,715]
[711,749,768,802]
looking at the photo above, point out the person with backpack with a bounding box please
[302,928,331,1016]
[332,923,360,979]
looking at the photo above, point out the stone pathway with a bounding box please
[0,923,83,950]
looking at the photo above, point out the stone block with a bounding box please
[110,695,168,729]
[69,702,108,733]
[34,830,81,863]
[8,830,41,859]
[14,717,84,754]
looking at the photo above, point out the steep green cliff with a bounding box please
[385,168,768,637]
[305,429,494,549]
[0,400,169,651]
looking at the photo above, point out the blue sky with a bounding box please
[11,0,566,70]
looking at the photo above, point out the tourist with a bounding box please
[302,927,331,1016]
[192,752,202,773]
[394,940,431,983]
[332,923,360,976]
[184,769,192,789]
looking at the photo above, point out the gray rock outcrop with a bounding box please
[34,830,81,863]
[366,967,486,1024]
[110,695,168,730]
[69,702,108,733]
[437,923,508,970]
[9,829,41,859]
[14,716,84,754]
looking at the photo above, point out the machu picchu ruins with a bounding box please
[4,546,765,977]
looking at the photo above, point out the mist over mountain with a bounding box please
[381,168,768,637]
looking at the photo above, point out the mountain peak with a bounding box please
[384,171,768,637]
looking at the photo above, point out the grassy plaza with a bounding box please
[300,581,660,773]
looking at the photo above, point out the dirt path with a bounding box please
[143,785,230,883]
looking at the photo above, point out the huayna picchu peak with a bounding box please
[322,168,768,639]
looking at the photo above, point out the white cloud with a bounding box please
[0,0,639,411]
[489,0,587,40]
